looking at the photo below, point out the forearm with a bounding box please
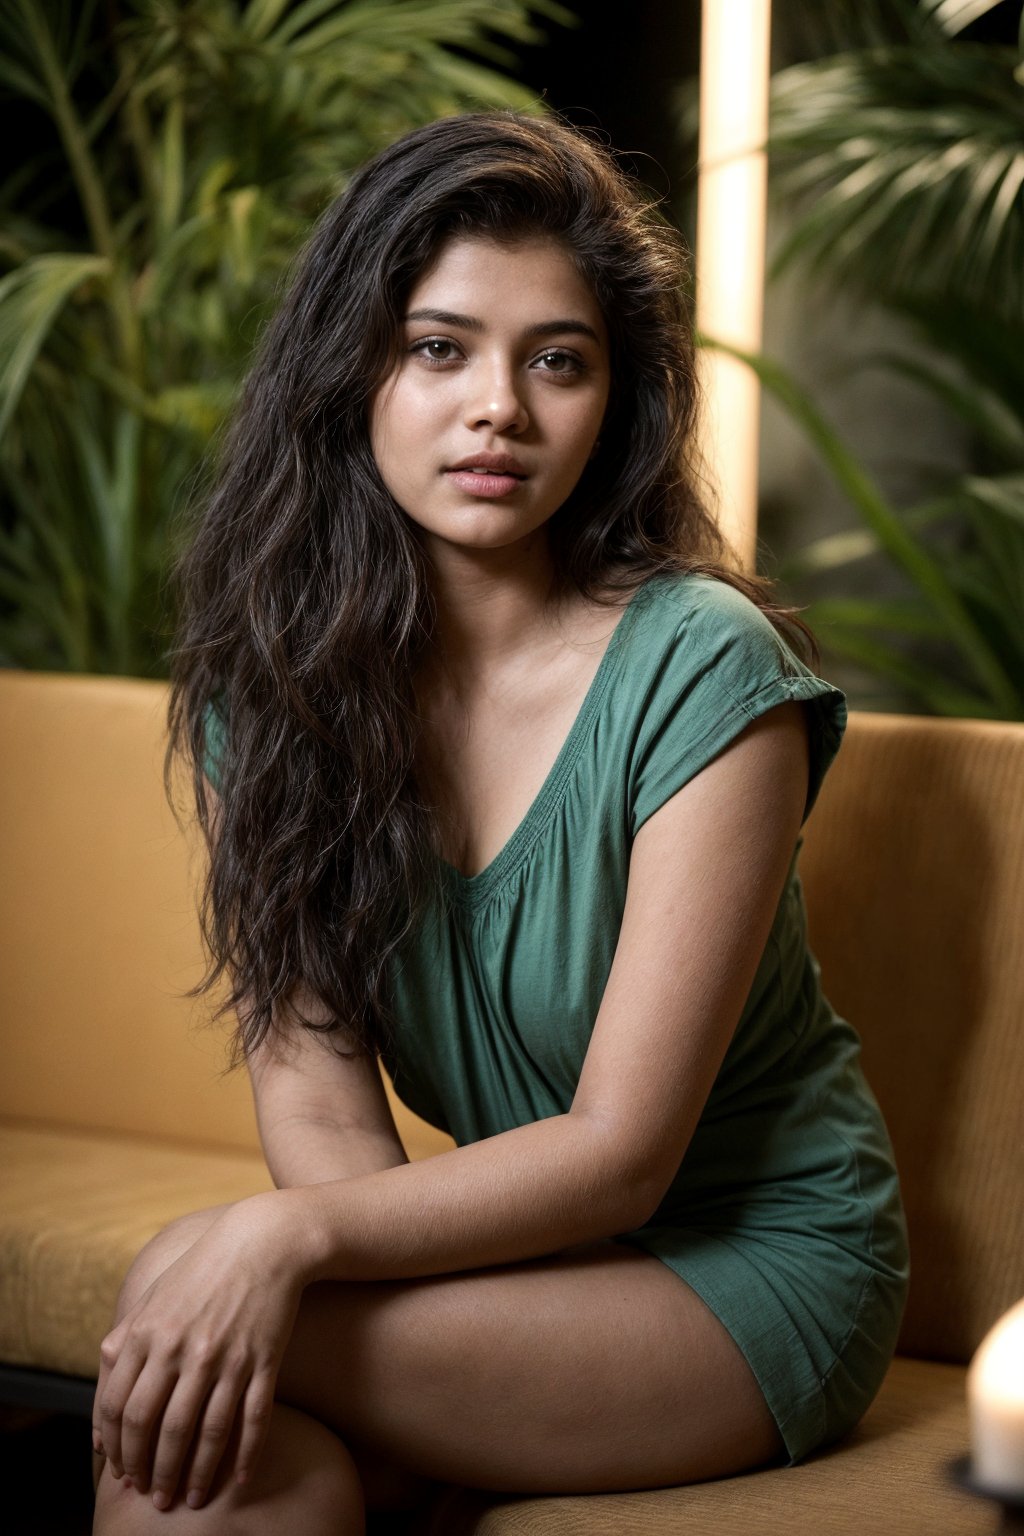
[246,1026,411,1188]
[265,1110,657,1285]
[256,1109,409,1188]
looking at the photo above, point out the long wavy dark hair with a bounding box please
[167,110,819,1063]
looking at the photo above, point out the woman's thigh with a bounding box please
[278,1238,784,1494]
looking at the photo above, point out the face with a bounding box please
[369,235,610,562]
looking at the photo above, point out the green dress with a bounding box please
[381,572,908,1463]
[205,571,909,1463]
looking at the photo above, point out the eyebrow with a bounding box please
[404,308,603,346]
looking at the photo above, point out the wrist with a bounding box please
[259,1185,340,1285]
[223,1188,326,1288]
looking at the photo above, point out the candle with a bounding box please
[968,1297,1024,1495]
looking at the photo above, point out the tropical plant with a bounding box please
[0,0,572,675]
[702,334,1023,718]
[769,0,1024,319]
[758,0,1024,717]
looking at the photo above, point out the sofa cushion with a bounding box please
[0,1121,271,1378]
[433,1357,989,1534]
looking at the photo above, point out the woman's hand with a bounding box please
[93,1193,305,1510]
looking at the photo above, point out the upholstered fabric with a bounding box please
[430,1359,994,1535]
[798,713,1024,1363]
[0,1122,270,1377]
[0,1110,446,1381]
[0,671,257,1149]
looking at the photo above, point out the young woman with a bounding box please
[92,113,908,1533]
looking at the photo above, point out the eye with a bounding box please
[410,336,461,365]
[532,348,584,378]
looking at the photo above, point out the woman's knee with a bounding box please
[94,1403,365,1535]
[114,1204,233,1321]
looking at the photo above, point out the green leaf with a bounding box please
[156,93,185,248]
[960,473,1024,527]
[857,347,1024,465]
[707,335,1020,713]
[812,623,1005,718]
[0,252,110,437]
[0,464,93,668]
[779,499,953,579]
[241,0,295,40]
[919,0,1007,38]
[151,383,236,439]
[802,597,950,637]
[768,43,1024,319]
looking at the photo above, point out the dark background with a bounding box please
[516,1,702,218]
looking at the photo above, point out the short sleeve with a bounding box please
[628,580,847,836]
[201,696,228,796]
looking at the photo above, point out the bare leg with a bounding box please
[93,1401,365,1534]
[93,1210,431,1532]
[94,1207,783,1529]
[277,1239,782,1493]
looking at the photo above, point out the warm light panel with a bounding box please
[695,0,772,572]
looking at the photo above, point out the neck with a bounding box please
[423,531,564,686]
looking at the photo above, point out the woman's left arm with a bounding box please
[96,700,809,1500]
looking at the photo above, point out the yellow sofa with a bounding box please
[1,670,1022,1533]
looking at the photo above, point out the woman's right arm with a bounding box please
[203,774,409,1188]
[245,1007,410,1187]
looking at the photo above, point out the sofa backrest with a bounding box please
[799,710,1024,1365]
[0,671,260,1149]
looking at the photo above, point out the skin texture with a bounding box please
[93,235,808,1533]
[370,235,610,567]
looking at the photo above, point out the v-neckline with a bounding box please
[440,578,654,911]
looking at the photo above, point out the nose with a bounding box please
[464,358,528,435]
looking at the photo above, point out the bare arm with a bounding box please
[245,1011,409,1186]
[203,775,409,1188]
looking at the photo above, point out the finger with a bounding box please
[231,1366,277,1493]
[147,1371,210,1511]
[95,1328,147,1479]
[118,1360,178,1493]
[150,1367,238,1512]
[92,1359,110,1459]
[178,1370,249,1511]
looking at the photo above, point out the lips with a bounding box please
[446,452,527,477]
[444,450,527,500]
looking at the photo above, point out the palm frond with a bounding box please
[0,0,572,675]
[0,253,111,437]
[705,334,1021,716]
[807,621,1005,718]
[920,0,1009,38]
[769,42,1024,319]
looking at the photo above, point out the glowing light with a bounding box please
[695,0,772,573]
[968,1296,1024,1495]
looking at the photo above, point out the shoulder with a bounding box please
[613,570,816,718]
[616,571,847,834]
[628,571,796,663]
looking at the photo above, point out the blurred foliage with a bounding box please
[769,0,1024,322]
[0,0,572,674]
[765,0,1024,718]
